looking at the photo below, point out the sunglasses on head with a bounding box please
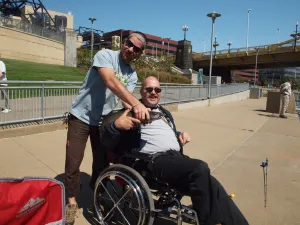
[126,39,143,53]
[144,87,162,94]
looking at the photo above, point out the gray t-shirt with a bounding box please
[70,49,138,126]
[139,109,181,154]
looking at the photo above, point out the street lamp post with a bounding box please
[88,17,97,62]
[227,41,232,53]
[213,36,219,56]
[165,38,171,56]
[182,25,188,40]
[291,22,299,51]
[120,29,124,48]
[254,47,259,86]
[246,9,251,52]
[277,28,280,43]
[207,11,221,100]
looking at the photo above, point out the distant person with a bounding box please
[279,81,293,119]
[64,32,150,225]
[0,59,11,113]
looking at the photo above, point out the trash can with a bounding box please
[250,87,262,99]
[266,90,281,113]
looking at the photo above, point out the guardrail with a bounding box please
[0,81,250,125]
[0,14,64,43]
[193,38,300,59]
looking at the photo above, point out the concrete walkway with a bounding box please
[0,98,299,225]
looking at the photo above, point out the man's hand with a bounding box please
[178,132,191,146]
[114,109,141,130]
[132,103,150,122]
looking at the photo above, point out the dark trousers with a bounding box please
[150,151,249,225]
[65,114,108,198]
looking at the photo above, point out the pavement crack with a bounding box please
[211,116,270,173]
[11,138,59,175]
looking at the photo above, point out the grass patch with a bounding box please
[2,58,86,81]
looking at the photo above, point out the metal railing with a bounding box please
[193,38,300,59]
[0,81,250,125]
[0,14,64,43]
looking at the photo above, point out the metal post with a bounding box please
[182,25,188,40]
[209,23,215,99]
[246,9,251,52]
[41,83,45,123]
[207,12,221,100]
[254,47,259,86]
[120,29,124,48]
[277,28,280,43]
[295,22,298,51]
[227,42,232,53]
[89,17,96,63]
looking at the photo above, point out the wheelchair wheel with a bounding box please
[94,164,155,225]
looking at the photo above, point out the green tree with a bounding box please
[258,72,267,87]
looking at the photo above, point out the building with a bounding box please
[101,29,178,56]
[233,67,300,84]
[20,5,74,30]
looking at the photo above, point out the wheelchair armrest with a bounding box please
[124,151,153,162]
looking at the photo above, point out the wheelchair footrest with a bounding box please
[155,204,199,224]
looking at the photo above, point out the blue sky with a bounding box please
[42,0,300,53]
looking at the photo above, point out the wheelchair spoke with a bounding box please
[104,187,132,221]
[100,180,117,205]
[107,179,123,201]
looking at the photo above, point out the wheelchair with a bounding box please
[93,151,200,225]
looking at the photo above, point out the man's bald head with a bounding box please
[141,76,160,89]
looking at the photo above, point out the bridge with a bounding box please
[192,38,300,82]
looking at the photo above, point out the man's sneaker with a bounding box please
[65,204,78,225]
[2,108,11,113]
[279,115,287,119]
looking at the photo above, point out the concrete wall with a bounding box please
[0,26,64,65]
[178,90,250,111]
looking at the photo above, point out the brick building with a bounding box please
[101,29,178,56]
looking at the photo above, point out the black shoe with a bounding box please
[279,115,287,119]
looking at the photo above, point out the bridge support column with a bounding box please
[63,29,77,67]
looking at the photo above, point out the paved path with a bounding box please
[0,98,299,225]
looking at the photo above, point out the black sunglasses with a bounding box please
[144,87,162,94]
[126,39,143,53]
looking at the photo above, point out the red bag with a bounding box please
[0,177,65,225]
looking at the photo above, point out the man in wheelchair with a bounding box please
[99,76,249,225]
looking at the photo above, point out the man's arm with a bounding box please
[101,109,140,148]
[98,67,150,121]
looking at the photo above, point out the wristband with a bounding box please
[132,102,140,108]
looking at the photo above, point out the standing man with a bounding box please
[0,59,11,113]
[65,32,150,225]
[279,81,293,119]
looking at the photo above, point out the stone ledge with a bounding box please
[0,121,66,139]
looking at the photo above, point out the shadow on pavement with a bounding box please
[253,109,266,112]
[257,113,279,118]
[53,173,177,225]
[54,172,99,224]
